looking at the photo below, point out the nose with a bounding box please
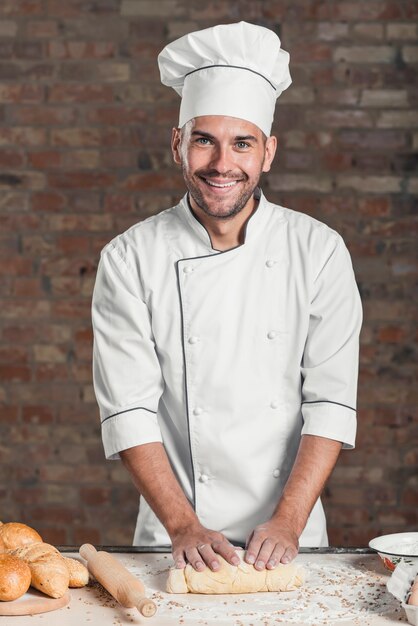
[209,144,234,174]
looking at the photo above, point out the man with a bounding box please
[92,22,362,575]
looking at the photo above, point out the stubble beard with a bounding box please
[183,167,261,220]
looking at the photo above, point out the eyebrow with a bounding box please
[191,130,258,142]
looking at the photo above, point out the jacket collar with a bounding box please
[178,187,273,252]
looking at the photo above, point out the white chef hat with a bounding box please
[157,21,292,137]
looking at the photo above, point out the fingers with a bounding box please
[184,546,206,571]
[173,538,240,572]
[212,540,240,567]
[280,544,298,564]
[244,528,265,565]
[172,549,186,569]
[196,543,221,571]
[245,525,299,570]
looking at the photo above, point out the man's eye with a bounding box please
[196,137,211,145]
[236,142,250,149]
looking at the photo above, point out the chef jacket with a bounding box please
[92,189,362,548]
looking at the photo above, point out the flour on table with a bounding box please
[126,553,402,625]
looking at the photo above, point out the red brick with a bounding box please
[48,41,116,60]
[28,150,63,169]
[25,20,59,38]
[12,106,77,126]
[80,487,111,506]
[31,191,67,212]
[48,84,114,103]
[12,277,44,297]
[0,257,32,276]
[0,150,25,168]
[358,197,391,217]
[22,405,54,424]
[334,1,403,21]
[48,171,116,189]
[0,127,46,146]
[55,235,90,255]
[292,43,332,63]
[0,1,44,16]
[0,346,29,364]
[40,528,67,545]
[377,326,407,342]
[35,363,70,381]
[104,193,135,213]
[73,527,101,545]
[121,170,184,191]
[0,365,31,382]
[86,106,147,125]
[47,0,120,18]
[0,84,44,103]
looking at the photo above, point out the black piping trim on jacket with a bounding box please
[101,406,156,425]
[175,260,197,510]
[301,400,356,412]
[185,188,261,253]
[185,64,276,91]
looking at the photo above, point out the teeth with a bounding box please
[204,179,238,188]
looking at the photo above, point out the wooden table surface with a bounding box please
[0,548,410,626]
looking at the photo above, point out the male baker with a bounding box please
[92,22,362,574]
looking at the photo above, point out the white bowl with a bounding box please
[369,532,418,571]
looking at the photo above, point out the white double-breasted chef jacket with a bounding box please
[92,189,362,548]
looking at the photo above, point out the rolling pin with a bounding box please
[79,543,156,617]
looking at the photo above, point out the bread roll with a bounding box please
[0,554,31,601]
[11,542,69,599]
[0,523,42,550]
[64,557,89,587]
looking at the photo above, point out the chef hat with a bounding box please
[158,21,292,137]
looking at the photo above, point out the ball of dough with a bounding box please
[0,554,31,601]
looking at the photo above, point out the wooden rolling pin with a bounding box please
[79,544,156,617]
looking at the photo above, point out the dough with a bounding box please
[167,549,305,594]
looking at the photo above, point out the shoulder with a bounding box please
[269,200,345,255]
[99,203,181,269]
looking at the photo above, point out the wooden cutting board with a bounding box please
[0,589,70,615]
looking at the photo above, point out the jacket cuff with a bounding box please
[301,401,357,449]
[101,407,163,460]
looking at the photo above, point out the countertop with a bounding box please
[0,547,408,625]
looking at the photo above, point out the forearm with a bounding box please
[120,442,198,537]
[121,442,240,570]
[272,434,342,536]
[245,434,342,568]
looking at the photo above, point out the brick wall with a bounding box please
[0,0,416,546]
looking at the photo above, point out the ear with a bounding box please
[171,127,182,165]
[261,135,277,173]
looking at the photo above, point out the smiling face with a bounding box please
[171,116,277,220]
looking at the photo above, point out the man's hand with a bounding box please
[244,519,299,570]
[171,522,241,572]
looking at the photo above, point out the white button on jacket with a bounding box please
[92,190,362,548]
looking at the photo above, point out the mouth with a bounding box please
[198,176,243,191]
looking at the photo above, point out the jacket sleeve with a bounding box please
[300,233,362,449]
[92,243,164,460]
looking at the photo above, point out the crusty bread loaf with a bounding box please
[0,522,42,551]
[0,554,31,601]
[10,542,70,599]
[64,557,89,587]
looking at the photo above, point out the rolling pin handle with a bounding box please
[137,598,157,617]
[79,543,97,561]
